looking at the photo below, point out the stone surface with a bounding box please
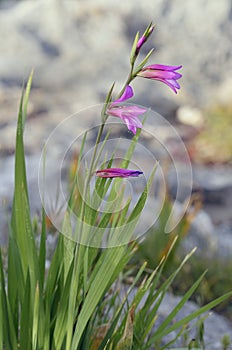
[182,209,218,259]
[0,0,232,111]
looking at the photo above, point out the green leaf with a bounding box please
[11,70,38,287]
[23,69,33,130]
[97,261,147,350]
[130,31,139,64]
[70,246,128,349]
[121,127,142,169]
[53,258,75,349]
[7,234,23,332]
[20,271,32,350]
[0,249,18,349]
[45,235,64,305]
[68,130,87,211]
[32,283,40,349]
[39,207,46,291]
[116,306,134,350]
[102,82,115,122]
[154,270,207,339]
[127,163,157,223]
[149,290,232,345]
[133,48,154,75]
[65,244,86,350]
[61,213,75,280]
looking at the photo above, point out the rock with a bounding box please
[215,224,232,260]
[168,164,232,201]
[168,163,232,226]
[0,0,232,112]
[193,165,232,193]
[172,201,232,262]
[192,165,232,226]
[182,209,218,259]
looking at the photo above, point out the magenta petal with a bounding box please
[139,70,182,81]
[117,105,147,117]
[112,85,134,105]
[136,25,154,54]
[107,105,146,134]
[144,64,182,71]
[138,64,182,93]
[136,36,146,51]
[96,168,143,178]
[168,79,181,89]
[155,78,180,93]
[122,116,142,134]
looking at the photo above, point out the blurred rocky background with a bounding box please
[0,0,232,344]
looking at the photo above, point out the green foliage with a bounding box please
[136,194,232,321]
[135,192,197,271]
[222,334,231,350]
[168,255,232,321]
[0,74,232,350]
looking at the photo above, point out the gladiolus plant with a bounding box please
[1,22,231,350]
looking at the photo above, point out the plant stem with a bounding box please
[118,63,135,97]
[78,122,105,241]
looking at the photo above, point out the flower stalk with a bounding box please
[79,23,182,235]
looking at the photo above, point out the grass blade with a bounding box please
[11,70,38,286]
[20,271,32,350]
[71,246,128,349]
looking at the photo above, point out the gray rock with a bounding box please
[179,206,232,262]
[182,209,218,259]
[168,163,232,228]
[168,164,232,201]
[215,224,232,260]
[0,0,232,111]
[193,165,232,192]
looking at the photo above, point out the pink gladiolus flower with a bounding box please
[107,85,146,134]
[136,25,154,54]
[96,168,143,178]
[138,64,182,93]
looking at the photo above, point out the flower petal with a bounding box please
[137,64,182,93]
[107,105,146,134]
[136,25,154,54]
[121,114,143,134]
[96,168,143,178]
[139,69,182,80]
[112,85,134,105]
[144,64,182,71]
[154,78,181,93]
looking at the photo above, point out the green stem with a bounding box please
[118,63,136,97]
[72,122,105,302]
[78,122,105,239]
